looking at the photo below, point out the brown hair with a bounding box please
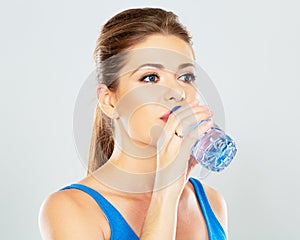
[87,7,192,175]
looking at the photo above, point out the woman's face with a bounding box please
[112,34,200,148]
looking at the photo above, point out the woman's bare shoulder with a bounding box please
[202,182,228,234]
[38,186,106,240]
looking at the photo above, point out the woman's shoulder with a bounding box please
[39,185,86,216]
[38,180,107,240]
[187,178,228,234]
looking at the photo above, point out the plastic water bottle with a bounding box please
[172,106,237,172]
[190,121,237,172]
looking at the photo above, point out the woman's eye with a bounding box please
[140,73,159,83]
[178,73,196,83]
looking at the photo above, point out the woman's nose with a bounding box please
[164,79,186,102]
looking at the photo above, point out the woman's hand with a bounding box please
[154,99,213,196]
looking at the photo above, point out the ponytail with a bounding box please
[87,106,114,175]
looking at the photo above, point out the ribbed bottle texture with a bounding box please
[190,123,237,172]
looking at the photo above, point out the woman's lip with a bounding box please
[159,106,182,122]
[159,111,171,122]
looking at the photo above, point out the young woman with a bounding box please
[39,7,228,240]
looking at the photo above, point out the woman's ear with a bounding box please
[96,84,119,119]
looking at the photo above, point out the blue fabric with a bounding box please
[60,184,139,240]
[60,177,226,240]
[189,178,227,240]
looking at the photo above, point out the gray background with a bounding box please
[1,0,299,239]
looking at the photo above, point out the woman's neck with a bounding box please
[109,143,157,173]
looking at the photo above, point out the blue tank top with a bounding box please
[60,178,227,240]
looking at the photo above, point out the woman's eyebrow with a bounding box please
[130,62,195,76]
[178,62,195,70]
[130,63,164,76]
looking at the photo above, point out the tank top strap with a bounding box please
[189,178,227,240]
[59,184,139,240]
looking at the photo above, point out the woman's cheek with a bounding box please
[128,109,164,145]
